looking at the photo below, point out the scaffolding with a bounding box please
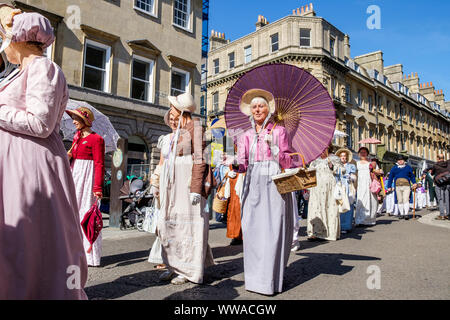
[201,0,210,116]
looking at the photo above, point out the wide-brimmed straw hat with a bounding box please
[335,148,353,163]
[167,92,196,114]
[66,107,95,127]
[239,88,276,116]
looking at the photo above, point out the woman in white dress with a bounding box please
[355,147,379,226]
[307,145,343,241]
[156,93,214,285]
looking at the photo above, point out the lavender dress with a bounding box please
[0,56,87,299]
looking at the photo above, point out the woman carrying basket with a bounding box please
[237,89,294,296]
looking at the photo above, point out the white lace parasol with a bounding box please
[60,99,120,153]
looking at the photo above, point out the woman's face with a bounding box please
[320,149,328,159]
[0,34,19,64]
[359,149,368,159]
[72,115,85,131]
[251,102,269,125]
[169,106,181,130]
[340,152,348,164]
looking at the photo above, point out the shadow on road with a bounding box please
[163,279,244,300]
[212,244,243,259]
[101,250,150,268]
[85,269,166,300]
[283,252,381,293]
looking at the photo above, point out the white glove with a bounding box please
[150,186,159,197]
[190,193,201,205]
[227,171,237,178]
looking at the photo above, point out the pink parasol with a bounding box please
[224,63,336,165]
[358,138,381,144]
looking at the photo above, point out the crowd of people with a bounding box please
[0,5,448,300]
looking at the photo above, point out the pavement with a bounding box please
[85,208,450,300]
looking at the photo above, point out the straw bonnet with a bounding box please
[335,148,353,163]
[167,92,196,114]
[0,5,55,53]
[239,88,276,116]
[66,107,95,127]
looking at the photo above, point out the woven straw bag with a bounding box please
[272,153,317,195]
[212,178,229,214]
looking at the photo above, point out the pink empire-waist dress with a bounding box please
[237,123,294,295]
[0,56,88,299]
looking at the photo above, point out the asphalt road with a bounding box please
[85,209,450,300]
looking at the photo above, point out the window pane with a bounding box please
[135,0,154,13]
[271,33,279,52]
[171,71,187,95]
[84,66,104,91]
[245,46,252,63]
[229,52,235,68]
[132,60,149,81]
[174,0,189,28]
[131,79,148,101]
[85,45,106,69]
[300,29,310,47]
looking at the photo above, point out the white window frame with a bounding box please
[170,67,190,96]
[212,92,219,112]
[82,39,111,93]
[134,0,157,18]
[271,33,279,52]
[130,55,155,103]
[244,45,252,64]
[213,58,219,74]
[173,0,192,32]
[228,52,235,69]
[345,84,351,103]
[299,28,311,47]
[330,36,336,56]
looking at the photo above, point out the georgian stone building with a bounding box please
[206,3,450,170]
[8,0,204,225]
[11,0,204,175]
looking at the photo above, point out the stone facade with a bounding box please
[206,3,450,168]
[11,0,204,174]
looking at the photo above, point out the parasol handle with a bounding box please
[289,153,306,168]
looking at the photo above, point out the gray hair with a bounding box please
[250,96,269,108]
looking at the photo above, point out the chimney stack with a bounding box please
[210,29,229,51]
[344,34,351,58]
[255,14,269,30]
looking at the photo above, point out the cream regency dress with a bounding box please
[307,155,343,241]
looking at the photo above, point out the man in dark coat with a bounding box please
[425,154,450,220]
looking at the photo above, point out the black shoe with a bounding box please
[404,216,410,220]
[230,238,243,246]
[398,216,404,220]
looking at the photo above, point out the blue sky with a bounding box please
[209,0,450,102]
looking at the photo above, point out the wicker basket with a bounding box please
[272,153,317,195]
[212,179,229,214]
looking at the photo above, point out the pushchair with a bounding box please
[118,177,153,231]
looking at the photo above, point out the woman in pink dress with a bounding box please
[67,107,105,267]
[0,7,87,299]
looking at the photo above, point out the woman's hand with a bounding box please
[190,193,201,205]
[93,192,102,199]
[67,151,72,159]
